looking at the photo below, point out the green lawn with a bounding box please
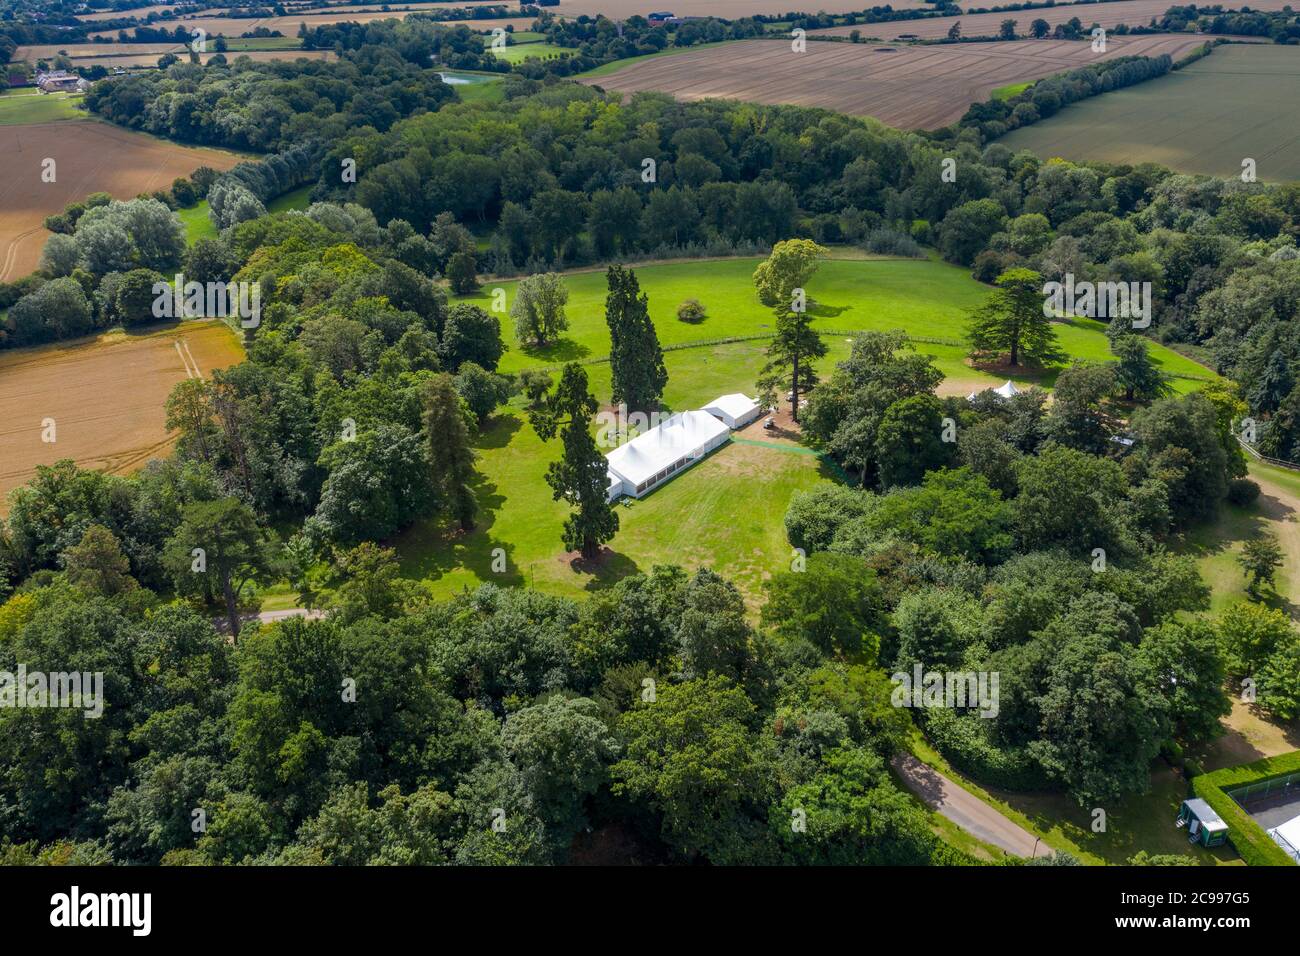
[180,186,312,244]
[178,202,217,243]
[490,42,572,63]
[391,254,1215,608]
[0,90,85,125]
[992,81,1033,101]
[396,342,834,606]
[454,77,505,105]
[458,254,1212,390]
[267,185,312,214]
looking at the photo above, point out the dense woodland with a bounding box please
[2,14,1300,866]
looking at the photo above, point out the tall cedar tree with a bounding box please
[423,373,478,531]
[605,265,667,414]
[967,267,1064,368]
[531,363,619,558]
[758,303,827,423]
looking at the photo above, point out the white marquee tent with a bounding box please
[703,393,761,429]
[606,410,730,500]
[967,380,1021,402]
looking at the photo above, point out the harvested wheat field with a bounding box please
[91,6,526,39]
[14,42,184,61]
[0,322,245,511]
[582,35,1213,129]
[810,0,1300,40]
[67,48,336,69]
[0,120,243,282]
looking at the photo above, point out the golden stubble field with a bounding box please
[0,322,245,511]
[0,120,243,282]
[582,34,1214,129]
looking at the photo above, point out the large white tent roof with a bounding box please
[704,393,759,419]
[1270,815,1300,856]
[606,410,729,487]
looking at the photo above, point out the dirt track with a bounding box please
[582,34,1211,129]
[0,120,242,282]
[0,322,244,511]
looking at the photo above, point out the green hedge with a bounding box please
[1192,750,1300,867]
[923,708,1054,792]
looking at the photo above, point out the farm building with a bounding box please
[606,409,730,501]
[703,393,761,429]
[1176,799,1229,848]
[1267,815,1300,863]
[35,70,89,93]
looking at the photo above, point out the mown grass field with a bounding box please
[382,254,1215,606]
[457,253,1211,390]
[489,41,572,63]
[0,91,85,125]
[997,45,1300,181]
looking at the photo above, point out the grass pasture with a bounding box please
[489,41,572,63]
[0,91,85,126]
[460,254,1210,389]
[997,45,1300,181]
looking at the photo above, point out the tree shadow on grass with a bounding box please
[395,473,525,589]
[475,412,522,450]
[1181,493,1300,619]
[566,546,641,593]
[807,300,850,319]
[519,337,591,364]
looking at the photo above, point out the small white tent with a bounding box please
[967,380,1022,403]
[703,393,761,429]
[606,410,730,500]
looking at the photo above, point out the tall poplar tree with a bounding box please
[605,265,667,414]
[531,363,619,558]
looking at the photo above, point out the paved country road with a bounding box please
[893,753,1052,859]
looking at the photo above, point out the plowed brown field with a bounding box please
[581,34,1212,129]
[0,322,245,511]
[0,120,242,282]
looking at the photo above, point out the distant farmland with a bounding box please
[0,322,244,511]
[809,0,1300,40]
[0,121,242,281]
[998,45,1300,181]
[581,35,1211,130]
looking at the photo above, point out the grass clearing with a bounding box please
[0,91,86,125]
[992,81,1032,101]
[489,42,572,63]
[459,254,1211,389]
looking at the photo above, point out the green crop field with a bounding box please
[0,91,86,125]
[384,255,1218,605]
[996,45,1300,181]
